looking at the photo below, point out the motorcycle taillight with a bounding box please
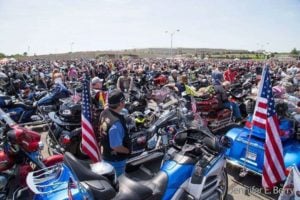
[62,135,71,145]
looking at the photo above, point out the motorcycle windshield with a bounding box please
[153,110,177,128]
[0,108,16,126]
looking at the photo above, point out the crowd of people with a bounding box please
[1,57,300,176]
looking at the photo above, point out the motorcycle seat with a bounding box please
[115,171,168,200]
[63,152,109,182]
[81,180,116,200]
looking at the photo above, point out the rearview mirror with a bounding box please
[220,135,232,148]
[173,131,187,147]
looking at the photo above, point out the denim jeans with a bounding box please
[104,159,127,177]
[223,101,242,119]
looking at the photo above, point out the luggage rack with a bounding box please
[26,163,69,194]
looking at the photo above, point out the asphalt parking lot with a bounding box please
[226,164,279,200]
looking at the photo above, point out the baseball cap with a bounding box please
[91,77,103,85]
[108,90,125,105]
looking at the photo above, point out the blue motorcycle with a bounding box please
[0,82,71,125]
[225,114,300,176]
[0,94,37,124]
[26,128,230,200]
[36,82,71,107]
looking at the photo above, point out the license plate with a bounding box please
[246,151,257,161]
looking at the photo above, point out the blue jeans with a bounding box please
[223,101,242,119]
[104,160,127,177]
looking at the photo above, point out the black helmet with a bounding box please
[58,101,81,123]
[275,102,288,118]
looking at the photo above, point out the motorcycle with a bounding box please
[125,98,201,169]
[0,94,46,126]
[227,77,253,118]
[27,128,231,200]
[193,93,234,134]
[0,80,71,126]
[0,108,63,199]
[46,97,85,158]
[225,101,300,177]
[124,89,148,114]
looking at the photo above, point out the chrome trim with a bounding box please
[226,159,262,176]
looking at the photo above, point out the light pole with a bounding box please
[70,42,74,53]
[27,46,30,56]
[265,42,270,53]
[165,29,180,58]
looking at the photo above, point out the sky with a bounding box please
[0,0,299,55]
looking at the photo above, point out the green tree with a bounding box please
[0,53,5,59]
[291,48,298,55]
[23,52,28,56]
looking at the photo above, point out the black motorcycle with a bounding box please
[46,98,86,158]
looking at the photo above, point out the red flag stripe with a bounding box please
[252,116,266,125]
[264,145,282,182]
[267,118,286,171]
[252,121,266,130]
[254,111,267,120]
[82,133,99,151]
[81,140,99,161]
[257,101,268,109]
[267,118,285,165]
[82,125,97,146]
[82,120,99,152]
[82,124,98,148]
[82,117,94,134]
[257,97,268,104]
[254,106,267,115]
[262,171,274,189]
[81,138,99,161]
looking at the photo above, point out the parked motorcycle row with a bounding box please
[0,58,299,199]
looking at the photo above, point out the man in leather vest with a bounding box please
[99,89,131,176]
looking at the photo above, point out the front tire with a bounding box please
[219,169,228,200]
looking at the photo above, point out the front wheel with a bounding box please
[218,169,228,200]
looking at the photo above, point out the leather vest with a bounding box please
[99,108,130,161]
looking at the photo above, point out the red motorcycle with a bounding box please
[0,108,63,199]
[194,95,233,133]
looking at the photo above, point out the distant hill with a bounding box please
[20,47,253,60]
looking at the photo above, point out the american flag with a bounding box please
[81,78,101,162]
[251,66,286,189]
[190,96,201,121]
[191,96,197,113]
[67,177,77,200]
